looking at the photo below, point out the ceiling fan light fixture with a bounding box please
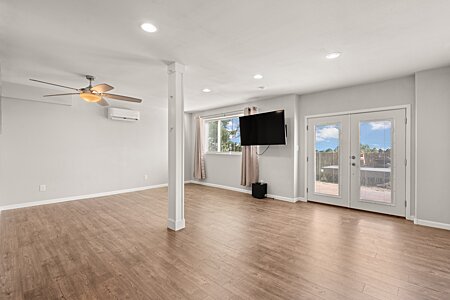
[80,92,102,103]
[30,76,142,104]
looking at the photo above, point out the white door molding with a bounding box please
[304,105,412,220]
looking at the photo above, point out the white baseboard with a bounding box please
[189,180,251,194]
[189,180,301,203]
[266,194,296,203]
[414,218,450,231]
[406,214,415,221]
[1,180,303,213]
[295,197,307,202]
[0,183,170,212]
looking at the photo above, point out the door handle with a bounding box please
[352,163,356,166]
[351,155,356,159]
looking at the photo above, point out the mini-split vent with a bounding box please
[108,107,140,121]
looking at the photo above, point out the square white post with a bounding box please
[167,62,185,231]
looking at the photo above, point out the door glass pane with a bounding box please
[315,124,340,196]
[359,120,392,203]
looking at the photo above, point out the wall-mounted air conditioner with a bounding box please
[107,107,140,121]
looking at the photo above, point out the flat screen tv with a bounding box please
[239,110,286,146]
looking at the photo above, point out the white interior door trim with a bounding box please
[304,104,412,220]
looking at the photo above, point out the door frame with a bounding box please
[304,105,412,220]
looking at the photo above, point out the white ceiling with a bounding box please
[1,0,450,112]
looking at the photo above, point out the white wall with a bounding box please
[191,78,416,205]
[415,66,450,226]
[297,76,416,214]
[4,69,448,228]
[191,94,298,200]
[0,92,169,207]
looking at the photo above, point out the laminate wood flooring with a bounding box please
[1,184,450,299]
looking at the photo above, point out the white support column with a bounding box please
[167,62,185,231]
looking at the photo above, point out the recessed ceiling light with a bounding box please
[326,52,341,59]
[140,23,158,33]
[202,88,211,93]
[253,74,263,79]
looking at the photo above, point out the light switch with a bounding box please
[39,184,46,192]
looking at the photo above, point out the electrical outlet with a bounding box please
[144,174,148,181]
[39,184,46,192]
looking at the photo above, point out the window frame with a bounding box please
[204,114,243,155]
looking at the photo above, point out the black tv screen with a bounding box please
[239,110,286,146]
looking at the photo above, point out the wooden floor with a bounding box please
[1,184,450,299]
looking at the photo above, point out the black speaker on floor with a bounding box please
[252,182,267,199]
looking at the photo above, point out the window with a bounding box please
[205,116,242,153]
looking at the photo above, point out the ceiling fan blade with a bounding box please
[97,98,110,107]
[43,93,79,97]
[103,93,142,103]
[30,79,79,91]
[91,83,113,93]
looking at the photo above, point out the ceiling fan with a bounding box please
[29,75,142,106]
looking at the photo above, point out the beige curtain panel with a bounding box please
[240,106,259,187]
[194,117,206,180]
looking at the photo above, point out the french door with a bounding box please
[307,109,406,217]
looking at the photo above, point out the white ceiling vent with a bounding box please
[108,107,140,121]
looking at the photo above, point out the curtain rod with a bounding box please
[198,109,243,120]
